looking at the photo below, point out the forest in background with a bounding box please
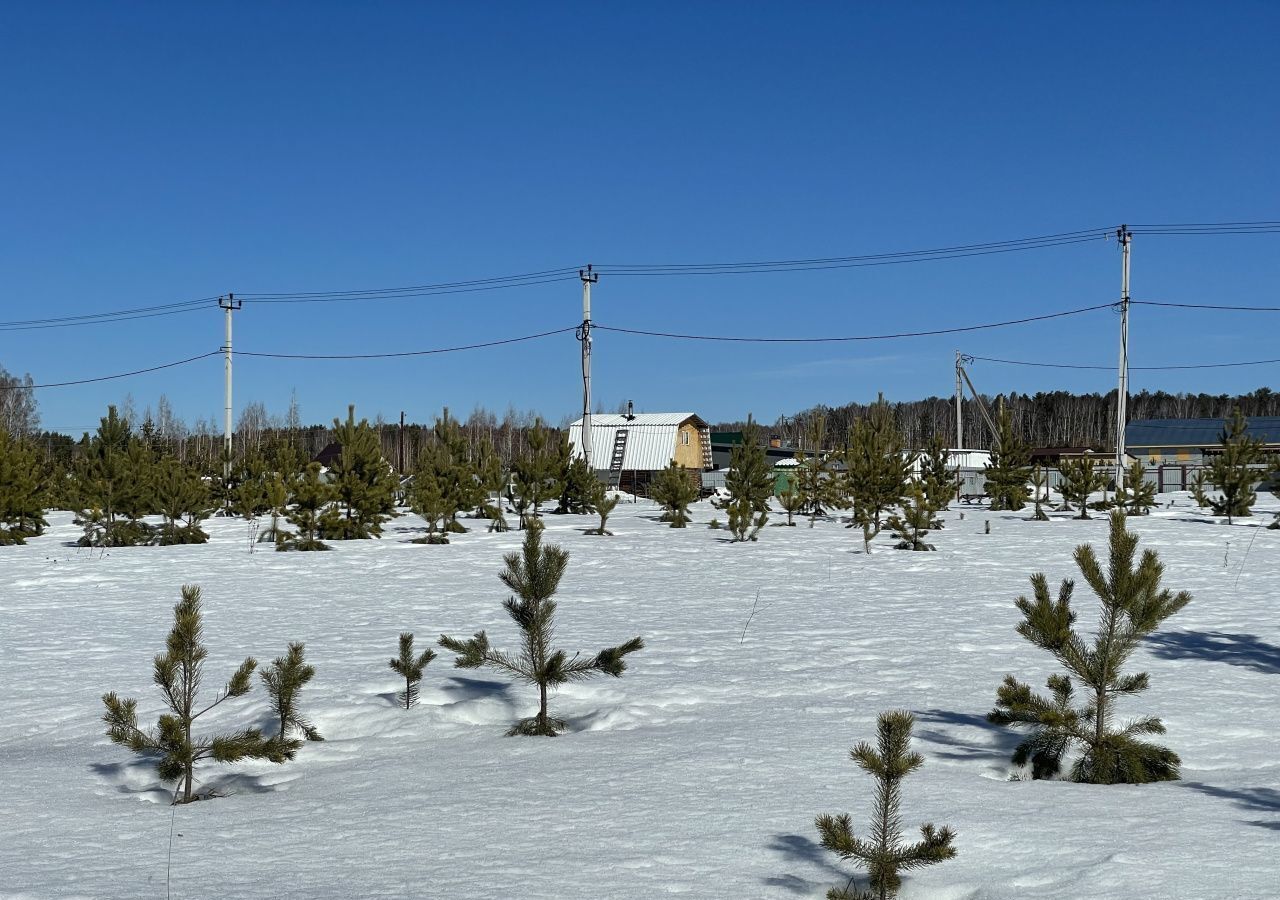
[5,361,1280,465]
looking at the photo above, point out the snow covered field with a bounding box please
[2,498,1278,899]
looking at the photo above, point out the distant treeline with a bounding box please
[27,400,565,472]
[716,388,1280,451]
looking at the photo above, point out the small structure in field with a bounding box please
[568,409,711,495]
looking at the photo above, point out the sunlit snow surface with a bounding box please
[1,497,1277,899]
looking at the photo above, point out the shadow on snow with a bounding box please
[1145,631,1280,675]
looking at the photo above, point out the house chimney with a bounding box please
[625,400,635,421]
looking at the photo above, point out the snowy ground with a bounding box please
[1,496,1278,899]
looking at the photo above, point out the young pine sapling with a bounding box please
[816,710,957,900]
[260,642,323,758]
[585,481,620,536]
[101,585,283,803]
[389,632,436,709]
[439,523,643,736]
[988,511,1191,783]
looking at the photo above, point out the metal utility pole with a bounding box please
[1114,225,1131,494]
[219,294,242,488]
[577,265,598,471]
[954,350,965,449]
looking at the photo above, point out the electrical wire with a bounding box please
[1133,300,1280,312]
[235,326,576,359]
[0,306,211,333]
[594,302,1117,343]
[595,230,1110,276]
[0,297,219,332]
[0,351,222,391]
[239,274,578,305]
[971,354,1280,371]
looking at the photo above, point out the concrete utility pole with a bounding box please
[954,350,964,449]
[1115,225,1131,494]
[219,294,242,488]
[577,265,598,471]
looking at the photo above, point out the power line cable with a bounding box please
[0,297,219,331]
[971,354,1280,371]
[239,267,581,300]
[594,302,1116,343]
[0,351,221,391]
[240,274,578,305]
[235,326,576,359]
[0,306,212,333]
[1133,300,1280,312]
[596,231,1110,276]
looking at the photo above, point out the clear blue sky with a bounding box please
[2,2,1278,434]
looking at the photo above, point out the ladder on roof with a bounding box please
[608,428,629,486]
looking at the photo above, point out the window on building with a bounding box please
[681,431,690,445]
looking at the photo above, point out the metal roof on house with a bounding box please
[571,412,703,427]
[1125,416,1280,448]
[567,413,707,472]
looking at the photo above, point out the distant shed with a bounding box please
[568,412,711,495]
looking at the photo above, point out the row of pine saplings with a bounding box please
[0,403,619,547]
[648,402,1276,553]
[102,512,1190,900]
[4,398,1270,553]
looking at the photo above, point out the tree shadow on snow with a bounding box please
[762,833,851,895]
[90,759,173,803]
[912,708,1020,766]
[1145,631,1280,675]
[1182,782,1280,830]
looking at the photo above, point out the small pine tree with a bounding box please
[0,430,49,544]
[260,642,323,758]
[917,434,955,528]
[1116,460,1157,516]
[410,449,454,544]
[886,482,936,551]
[473,436,507,522]
[983,400,1032,511]
[323,405,398,539]
[389,632,436,709]
[438,523,643,736]
[650,460,699,527]
[795,415,845,528]
[988,511,1191,783]
[1029,465,1050,521]
[74,406,155,546]
[558,454,598,515]
[816,711,957,900]
[258,472,293,544]
[1194,408,1269,524]
[281,462,335,551]
[843,397,911,554]
[584,479,619,536]
[1057,456,1107,520]
[725,416,773,541]
[511,419,561,526]
[777,486,803,526]
[232,452,272,521]
[101,585,282,803]
[154,457,214,545]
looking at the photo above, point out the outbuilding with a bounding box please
[568,410,711,495]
